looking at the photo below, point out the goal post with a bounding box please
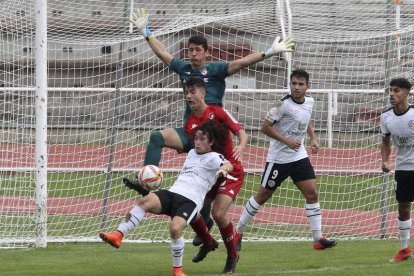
[34,0,48,248]
[1,0,414,248]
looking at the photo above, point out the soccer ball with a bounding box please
[138,165,163,191]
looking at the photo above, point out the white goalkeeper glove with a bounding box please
[129,8,154,40]
[262,36,295,59]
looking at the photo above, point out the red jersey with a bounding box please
[184,105,242,165]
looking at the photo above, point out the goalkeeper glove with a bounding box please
[262,36,295,59]
[129,8,154,40]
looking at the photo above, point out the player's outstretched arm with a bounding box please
[227,36,295,76]
[227,36,295,75]
[129,8,174,65]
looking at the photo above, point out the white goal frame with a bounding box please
[1,0,414,248]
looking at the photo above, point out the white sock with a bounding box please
[398,219,412,250]
[117,205,145,235]
[236,197,261,234]
[306,202,322,242]
[171,236,185,268]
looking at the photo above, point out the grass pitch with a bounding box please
[1,239,413,276]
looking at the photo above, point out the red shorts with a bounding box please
[206,162,244,201]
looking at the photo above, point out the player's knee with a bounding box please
[398,202,411,220]
[169,223,183,238]
[211,208,227,224]
[305,191,319,203]
[136,197,151,211]
[255,188,273,205]
[148,131,165,148]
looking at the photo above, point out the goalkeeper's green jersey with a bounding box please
[170,59,229,121]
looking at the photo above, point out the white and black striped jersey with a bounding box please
[380,105,414,170]
[265,95,314,164]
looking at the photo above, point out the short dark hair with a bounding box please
[290,69,310,84]
[184,76,205,90]
[195,120,228,154]
[390,78,412,91]
[188,35,208,51]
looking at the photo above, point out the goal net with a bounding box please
[1,0,414,248]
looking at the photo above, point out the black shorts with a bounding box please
[395,170,414,202]
[261,157,316,190]
[154,190,198,224]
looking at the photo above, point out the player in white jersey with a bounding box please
[99,120,233,276]
[234,69,336,251]
[380,77,414,263]
[169,149,226,212]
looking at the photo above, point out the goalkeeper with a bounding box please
[128,7,294,167]
[128,7,295,245]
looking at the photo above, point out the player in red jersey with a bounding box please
[124,76,246,273]
[184,77,247,274]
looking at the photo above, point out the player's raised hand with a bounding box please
[263,36,295,59]
[129,8,153,38]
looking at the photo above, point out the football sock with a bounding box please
[219,222,237,259]
[144,131,164,166]
[117,205,145,235]
[171,236,185,268]
[236,196,261,234]
[398,219,412,250]
[190,216,214,245]
[305,202,322,241]
[199,200,212,226]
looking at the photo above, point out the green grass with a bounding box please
[0,173,403,275]
[1,240,413,275]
